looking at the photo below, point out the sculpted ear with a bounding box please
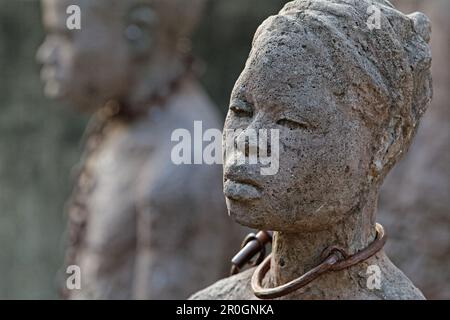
[124,4,158,57]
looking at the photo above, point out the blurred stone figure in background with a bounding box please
[379,0,450,299]
[192,0,432,300]
[36,0,243,299]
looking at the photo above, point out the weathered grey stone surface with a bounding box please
[191,0,432,300]
[380,0,450,300]
[37,0,245,299]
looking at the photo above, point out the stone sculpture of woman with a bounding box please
[192,0,432,300]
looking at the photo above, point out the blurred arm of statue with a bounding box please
[36,0,245,300]
[191,0,432,300]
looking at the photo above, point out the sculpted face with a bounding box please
[37,0,133,111]
[223,22,374,232]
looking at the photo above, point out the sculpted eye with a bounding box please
[230,101,253,118]
[276,118,310,130]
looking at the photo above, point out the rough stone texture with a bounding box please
[37,0,245,299]
[379,0,450,300]
[191,0,432,300]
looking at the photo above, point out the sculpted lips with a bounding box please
[223,174,262,201]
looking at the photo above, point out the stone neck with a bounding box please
[269,190,378,287]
